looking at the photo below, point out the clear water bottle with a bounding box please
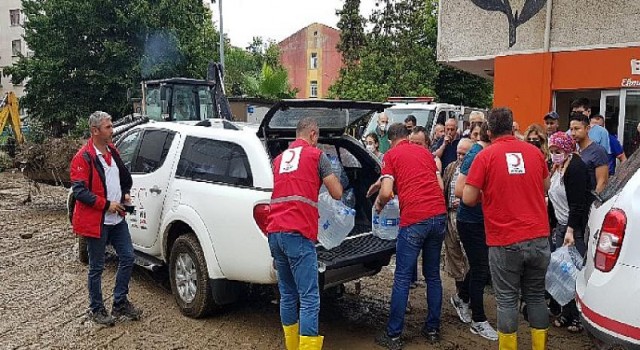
[317,192,356,250]
[342,188,356,208]
[372,197,400,240]
[545,246,582,306]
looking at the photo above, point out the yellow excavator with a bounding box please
[0,92,24,145]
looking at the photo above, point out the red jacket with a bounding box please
[70,138,132,238]
[267,139,322,241]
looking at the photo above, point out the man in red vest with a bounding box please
[267,117,343,350]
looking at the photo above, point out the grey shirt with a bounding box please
[579,142,608,192]
[318,153,334,179]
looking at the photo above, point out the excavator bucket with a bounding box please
[0,92,24,144]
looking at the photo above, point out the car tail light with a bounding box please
[253,203,271,235]
[594,208,627,272]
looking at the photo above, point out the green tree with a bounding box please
[435,66,493,108]
[6,0,219,136]
[330,0,493,107]
[224,37,295,98]
[243,63,297,100]
[336,0,367,67]
[330,0,439,101]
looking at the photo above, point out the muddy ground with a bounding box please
[0,172,595,349]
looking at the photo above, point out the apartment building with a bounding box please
[278,23,342,99]
[0,0,26,98]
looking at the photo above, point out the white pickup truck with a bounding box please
[72,100,397,318]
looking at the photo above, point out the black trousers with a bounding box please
[457,220,490,323]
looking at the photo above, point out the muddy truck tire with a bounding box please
[169,233,218,318]
[67,189,88,264]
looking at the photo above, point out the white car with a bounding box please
[576,150,640,349]
[74,100,396,318]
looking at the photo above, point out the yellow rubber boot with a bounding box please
[299,335,324,350]
[531,328,548,350]
[498,332,518,350]
[282,323,299,350]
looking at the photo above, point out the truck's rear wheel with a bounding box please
[169,233,216,318]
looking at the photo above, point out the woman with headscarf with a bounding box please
[547,132,589,333]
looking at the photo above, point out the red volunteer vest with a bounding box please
[267,139,322,241]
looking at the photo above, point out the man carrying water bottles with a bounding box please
[266,117,343,350]
[369,122,447,349]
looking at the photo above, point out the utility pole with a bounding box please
[218,0,225,74]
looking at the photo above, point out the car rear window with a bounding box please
[269,107,374,129]
[176,136,253,187]
[599,148,640,204]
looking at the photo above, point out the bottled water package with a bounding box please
[372,197,400,240]
[325,154,350,189]
[545,245,583,306]
[317,192,356,250]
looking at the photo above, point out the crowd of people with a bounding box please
[264,98,625,349]
[364,98,625,350]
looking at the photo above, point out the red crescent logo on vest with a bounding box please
[506,152,526,174]
[508,153,522,166]
[283,150,296,163]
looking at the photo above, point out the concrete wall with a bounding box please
[279,23,342,98]
[438,0,640,63]
[0,0,26,98]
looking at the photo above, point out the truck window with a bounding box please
[145,87,162,121]
[176,137,253,187]
[116,129,143,171]
[132,129,175,174]
[172,85,198,121]
[198,88,214,120]
[436,111,447,125]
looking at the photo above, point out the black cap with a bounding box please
[544,111,560,120]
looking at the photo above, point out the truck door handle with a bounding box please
[150,186,162,195]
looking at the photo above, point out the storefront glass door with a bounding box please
[600,89,640,157]
[622,90,640,155]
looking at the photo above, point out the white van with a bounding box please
[360,99,485,141]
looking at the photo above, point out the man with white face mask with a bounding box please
[375,112,391,153]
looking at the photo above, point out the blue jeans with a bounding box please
[86,220,135,312]
[387,215,446,337]
[268,232,320,336]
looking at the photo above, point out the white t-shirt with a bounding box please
[94,146,123,226]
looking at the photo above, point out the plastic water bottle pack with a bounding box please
[372,197,400,240]
[317,192,356,250]
[545,245,583,306]
[326,154,350,189]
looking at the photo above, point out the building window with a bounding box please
[12,40,21,56]
[10,9,20,26]
[310,53,318,69]
[310,81,318,98]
